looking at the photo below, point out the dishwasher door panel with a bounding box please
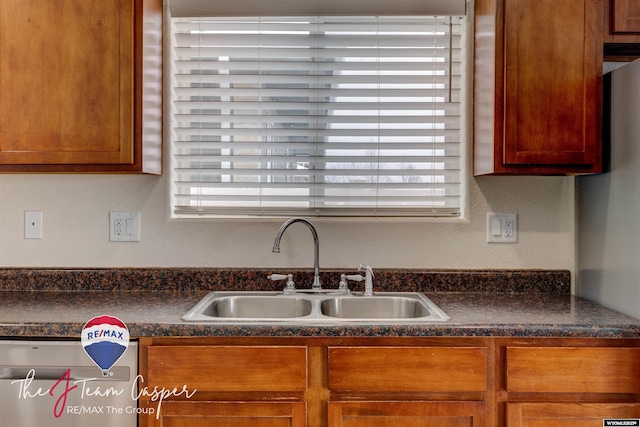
[0,340,137,427]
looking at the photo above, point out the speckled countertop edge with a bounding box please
[1,268,639,339]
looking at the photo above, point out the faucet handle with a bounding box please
[268,273,296,293]
[339,274,356,293]
[342,274,364,294]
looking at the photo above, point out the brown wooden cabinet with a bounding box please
[0,0,162,173]
[612,0,640,33]
[605,0,640,44]
[139,337,640,427]
[507,403,640,427]
[141,344,308,427]
[505,346,640,394]
[151,401,307,427]
[327,346,487,393]
[474,0,603,175]
[329,401,486,427]
[501,341,640,427]
[139,338,489,427]
[328,346,487,427]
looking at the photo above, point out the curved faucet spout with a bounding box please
[272,218,321,290]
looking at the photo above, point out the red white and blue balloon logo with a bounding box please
[81,315,130,376]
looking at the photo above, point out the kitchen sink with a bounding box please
[201,295,313,319]
[320,295,431,319]
[182,291,449,323]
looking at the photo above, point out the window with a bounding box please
[170,0,468,218]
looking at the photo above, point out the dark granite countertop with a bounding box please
[1,268,639,338]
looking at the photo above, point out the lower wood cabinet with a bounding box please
[150,401,306,427]
[329,401,486,427]
[145,345,308,392]
[502,341,640,427]
[139,337,640,427]
[328,346,487,393]
[505,346,640,394]
[507,403,640,427]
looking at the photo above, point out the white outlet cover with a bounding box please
[486,213,517,243]
[109,212,141,242]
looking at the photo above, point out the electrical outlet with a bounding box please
[109,212,140,242]
[504,218,514,237]
[487,213,517,243]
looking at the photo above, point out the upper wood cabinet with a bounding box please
[0,0,162,173]
[474,0,603,175]
[612,0,640,34]
[605,0,640,44]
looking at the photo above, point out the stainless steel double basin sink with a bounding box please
[182,291,450,324]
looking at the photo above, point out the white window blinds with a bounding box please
[170,3,467,217]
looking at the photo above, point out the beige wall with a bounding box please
[0,172,576,280]
[0,1,576,279]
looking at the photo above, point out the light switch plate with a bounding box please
[25,210,43,239]
[110,212,140,242]
[487,213,517,243]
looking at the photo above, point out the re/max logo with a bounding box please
[85,329,125,340]
[604,420,640,426]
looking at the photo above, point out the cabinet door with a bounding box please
[329,401,486,427]
[145,401,306,427]
[613,0,640,33]
[507,403,640,427]
[474,0,602,175]
[503,0,600,168]
[0,0,135,167]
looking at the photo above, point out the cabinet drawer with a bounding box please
[147,345,307,392]
[145,401,307,427]
[329,401,486,427]
[328,346,487,392]
[506,347,640,393]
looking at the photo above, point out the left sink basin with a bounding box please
[182,292,313,322]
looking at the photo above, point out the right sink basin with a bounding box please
[321,295,430,319]
[320,293,449,321]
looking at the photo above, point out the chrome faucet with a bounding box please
[272,218,322,291]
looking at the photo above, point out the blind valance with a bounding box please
[170,0,466,17]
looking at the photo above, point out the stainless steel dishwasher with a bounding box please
[0,340,138,427]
